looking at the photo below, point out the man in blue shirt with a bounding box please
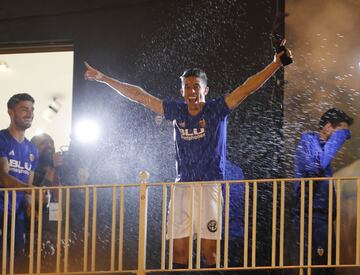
[294,108,353,275]
[0,93,38,270]
[84,43,291,269]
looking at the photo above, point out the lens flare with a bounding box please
[75,119,100,143]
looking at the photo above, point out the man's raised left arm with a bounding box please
[225,41,292,110]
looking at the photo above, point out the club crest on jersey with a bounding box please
[207,220,217,233]
[199,118,206,128]
[29,153,35,161]
[178,120,186,128]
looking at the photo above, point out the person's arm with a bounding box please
[24,171,35,215]
[84,62,164,115]
[0,157,29,189]
[225,41,292,110]
[319,128,351,169]
[28,171,34,186]
[37,152,63,187]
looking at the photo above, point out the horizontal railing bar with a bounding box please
[20,263,360,275]
[21,270,138,275]
[0,176,358,192]
[145,263,360,272]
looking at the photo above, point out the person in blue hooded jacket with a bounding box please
[293,108,353,275]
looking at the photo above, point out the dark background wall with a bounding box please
[0,0,286,271]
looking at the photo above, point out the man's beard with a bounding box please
[14,117,32,130]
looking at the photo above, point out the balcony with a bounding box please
[1,174,360,274]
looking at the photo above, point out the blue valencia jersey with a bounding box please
[163,96,232,182]
[294,129,351,212]
[0,129,38,216]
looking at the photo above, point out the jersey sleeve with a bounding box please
[212,95,232,118]
[295,129,351,178]
[320,129,351,169]
[163,99,183,121]
[0,134,8,158]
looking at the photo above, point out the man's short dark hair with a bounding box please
[319,108,354,129]
[7,93,35,109]
[180,68,208,85]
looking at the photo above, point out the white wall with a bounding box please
[0,51,73,151]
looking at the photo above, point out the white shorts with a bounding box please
[167,183,223,240]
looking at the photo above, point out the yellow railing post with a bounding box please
[244,181,249,268]
[299,179,305,275]
[252,181,258,268]
[224,182,230,268]
[161,183,167,270]
[118,185,125,271]
[168,184,175,270]
[2,191,8,275]
[271,180,278,267]
[91,187,97,272]
[356,177,360,264]
[138,171,149,275]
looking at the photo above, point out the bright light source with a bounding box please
[75,119,100,143]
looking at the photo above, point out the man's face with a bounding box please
[8,100,34,130]
[181,76,209,109]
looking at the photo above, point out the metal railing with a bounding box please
[1,174,360,274]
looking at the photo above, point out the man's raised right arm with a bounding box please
[84,62,164,115]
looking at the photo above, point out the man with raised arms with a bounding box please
[84,43,292,270]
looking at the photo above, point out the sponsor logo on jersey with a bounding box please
[207,220,217,233]
[179,128,205,141]
[8,159,32,175]
[199,118,206,128]
[9,150,15,156]
[177,119,207,141]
